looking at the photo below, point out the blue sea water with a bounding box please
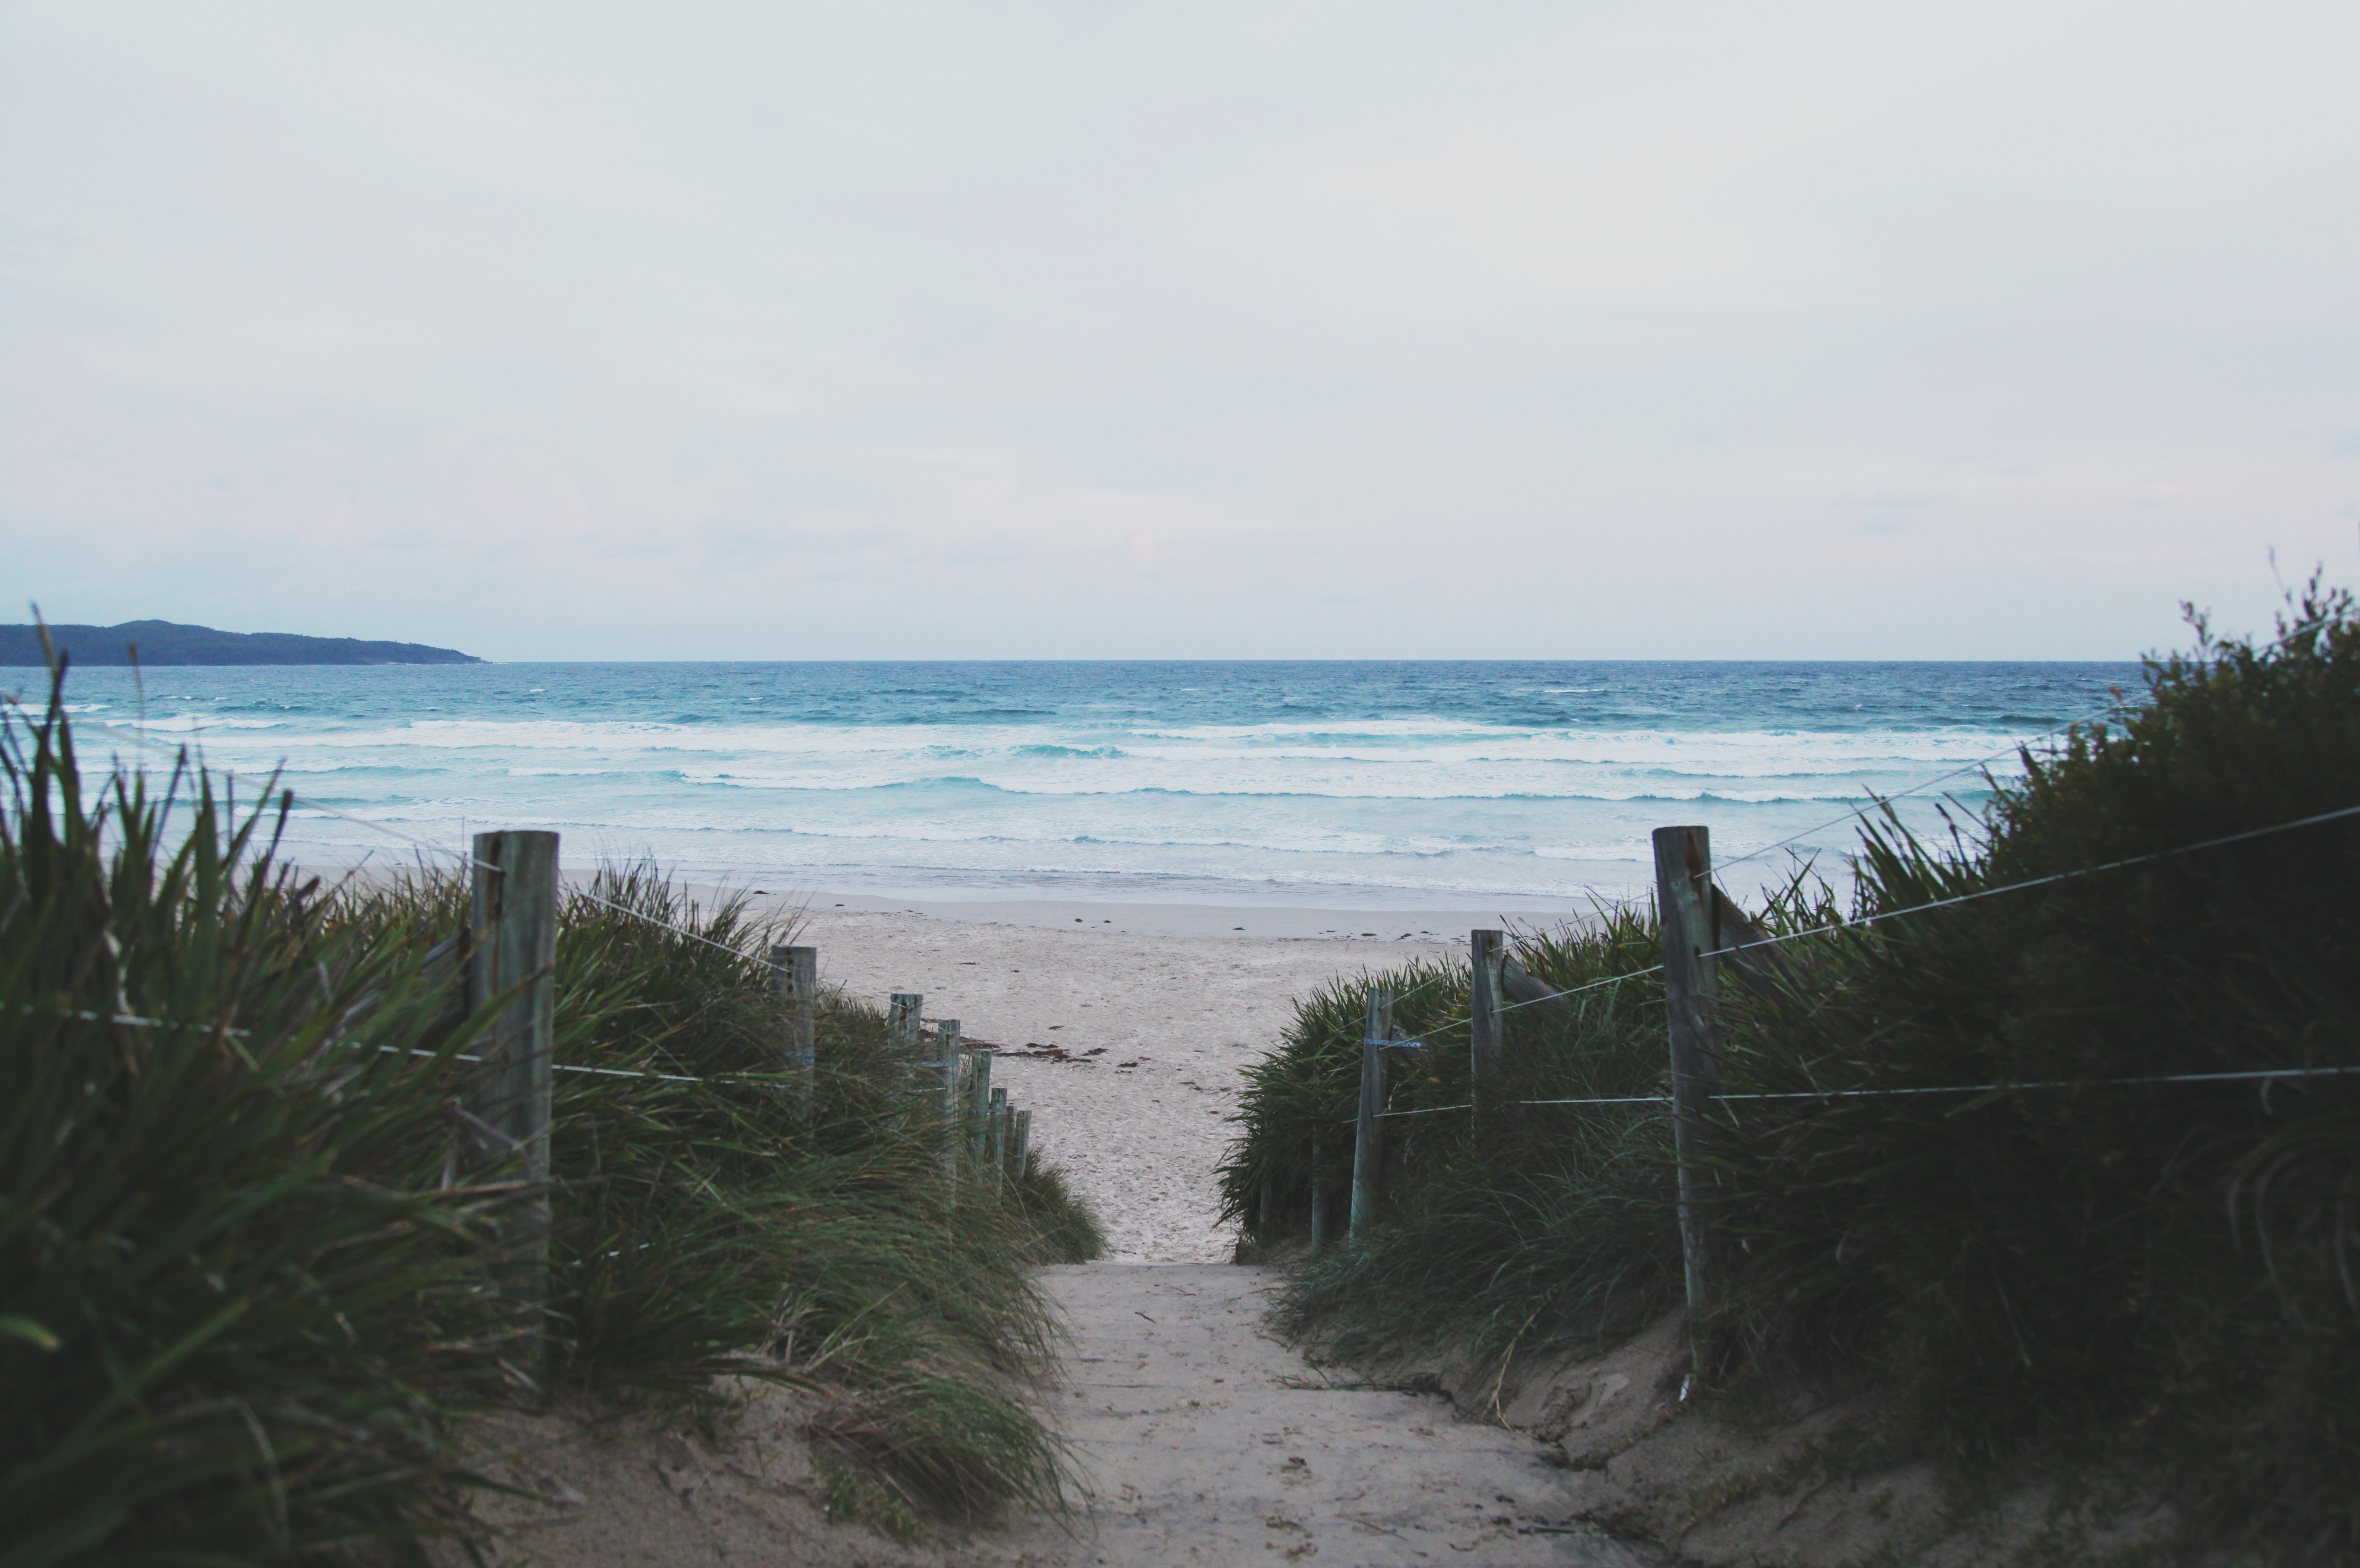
[25,661,2139,907]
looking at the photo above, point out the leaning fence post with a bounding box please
[770,944,818,1107]
[1469,929,1506,1138]
[1350,988,1393,1238]
[466,829,560,1388]
[1654,824,1722,1363]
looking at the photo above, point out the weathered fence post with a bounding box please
[1011,1107,1032,1176]
[898,993,949,1182]
[1350,988,1393,1238]
[769,944,817,1106]
[889,992,923,1050]
[967,1044,992,1163]
[1468,928,1506,1137]
[1654,825,1722,1361]
[466,829,560,1388]
[987,1086,1009,1195]
[1309,1129,1328,1253]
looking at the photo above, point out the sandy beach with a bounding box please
[702,886,1556,1261]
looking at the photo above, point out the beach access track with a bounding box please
[981,1262,1658,1568]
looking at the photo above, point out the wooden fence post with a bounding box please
[770,944,817,1107]
[1309,1129,1328,1253]
[889,992,923,1050]
[1011,1107,1032,1175]
[1654,824,1722,1361]
[967,1045,992,1163]
[987,1087,1009,1195]
[466,829,560,1388]
[1350,988,1393,1238]
[1468,929,1506,1137]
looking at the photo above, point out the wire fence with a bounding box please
[1704,608,2335,881]
[1456,613,2341,942]
[1310,789,2360,1126]
[11,722,1030,1170]
[1360,1062,2360,1121]
[23,1003,807,1087]
[16,724,852,1090]
[1369,790,2360,1056]
[30,662,2360,1102]
[85,718,776,967]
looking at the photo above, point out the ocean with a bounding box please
[27,660,2139,909]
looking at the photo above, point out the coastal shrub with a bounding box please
[2,670,1099,1563]
[1704,581,2360,1553]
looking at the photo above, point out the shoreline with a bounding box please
[699,883,1599,941]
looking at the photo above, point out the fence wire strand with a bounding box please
[40,680,2360,1102]
[1708,609,2334,879]
[91,721,766,964]
[1708,799,2360,963]
[1348,1062,2360,1123]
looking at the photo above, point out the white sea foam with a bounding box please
[101,714,284,732]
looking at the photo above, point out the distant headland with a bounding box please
[0,620,484,667]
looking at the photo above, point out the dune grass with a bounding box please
[1221,901,1683,1371]
[1227,581,2360,1559]
[1,667,1102,1565]
[1,679,509,1568]
[1703,582,2360,1551]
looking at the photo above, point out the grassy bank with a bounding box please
[1,673,1102,1566]
[1705,584,2360,1552]
[1218,904,1683,1369]
[1225,584,2360,1560]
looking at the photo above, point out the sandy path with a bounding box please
[458,1262,1657,1568]
[985,1263,1655,1567]
[456,899,1664,1565]
[784,906,1461,1261]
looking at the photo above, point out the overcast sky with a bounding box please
[3,1,2355,661]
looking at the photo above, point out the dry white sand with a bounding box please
[702,888,1558,1261]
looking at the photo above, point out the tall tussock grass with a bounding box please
[2,669,1101,1566]
[1228,582,2360,1559]
[1705,581,2360,1555]
[1,680,509,1567]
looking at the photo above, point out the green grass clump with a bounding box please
[1703,581,2360,1554]
[0,677,509,1566]
[1228,582,2360,1560]
[1009,1150,1110,1267]
[2,665,1102,1563]
[1223,904,1683,1373]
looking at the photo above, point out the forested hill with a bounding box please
[0,620,483,666]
